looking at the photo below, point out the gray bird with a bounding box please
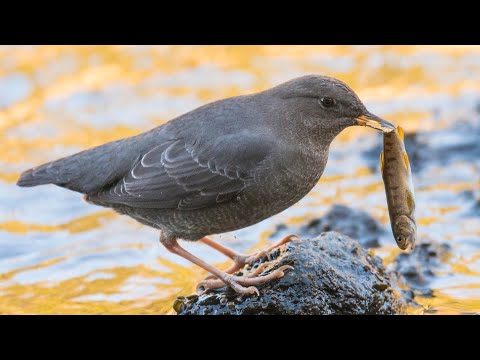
[17,75,395,295]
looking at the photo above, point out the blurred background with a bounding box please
[0,45,478,314]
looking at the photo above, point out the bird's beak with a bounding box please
[355,112,396,133]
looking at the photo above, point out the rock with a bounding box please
[174,232,410,315]
[459,190,480,216]
[471,190,480,216]
[393,241,451,297]
[271,204,384,248]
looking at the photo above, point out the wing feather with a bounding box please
[90,133,272,210]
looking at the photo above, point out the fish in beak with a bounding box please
[356,112,396,133]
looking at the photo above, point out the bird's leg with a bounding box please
[196,264,293,293]
[199,234,299,277]
[160,234,293,296]
[195,262,274,291]
[198,237,249,276]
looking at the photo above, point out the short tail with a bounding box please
[17,163,62,187]
[16,136,141,194]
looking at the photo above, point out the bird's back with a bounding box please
[16,93,266,196]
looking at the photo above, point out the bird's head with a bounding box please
[269,75,395,140]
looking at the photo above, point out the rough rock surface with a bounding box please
[296,204,384,248]
[175,232,409,315]
[394,241,451,297]
[467,189,480,216]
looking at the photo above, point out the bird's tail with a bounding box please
[17,136,140,194]
[17,163,62,187]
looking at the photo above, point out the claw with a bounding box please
[196,283,206,293]
[245,249,270,266]
[196,264,294,294]
[274,265,294,278]
[246,262,270,277]
[248,286,260,296]
[227,281,260,295]
[195,234,298,295]
[266,252,272,262]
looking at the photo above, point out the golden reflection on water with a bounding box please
[0,212,115,234]
[1,45,479,314]
[1,259,201,314]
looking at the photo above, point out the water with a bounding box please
[0,45,479,314]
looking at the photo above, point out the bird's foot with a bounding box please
[245,234,300,266]
[245,234,300,265]
[159,234,294,297]
[197,265,294,295]
[202,234,299,280]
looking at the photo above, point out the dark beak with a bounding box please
[355,112,396,133]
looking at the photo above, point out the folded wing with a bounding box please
[90,132,273,210]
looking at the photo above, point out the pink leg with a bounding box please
[196,261,294,292]
[199,237,246,275]
[196,264,294,293]
[160,234,293,295]
[200,234,299,276]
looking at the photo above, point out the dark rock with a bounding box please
[175,232,410,315]
[272,204,385,248]
[460,190,480,217]
[471,191,480,216]
[393,241,451,297]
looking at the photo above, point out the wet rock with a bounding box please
[472,191,480,216]
[299,204,384,248]
[427,121,480,166]
[271,204,384,248]
[175,232,410,315]
[460,190,480,216]
[393,241,451,297]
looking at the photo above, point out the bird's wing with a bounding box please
[91,132,273,210]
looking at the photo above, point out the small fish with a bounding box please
[380,126,417,250]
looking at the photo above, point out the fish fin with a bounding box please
[397,126,405,142]
[405,189,415,214]
[403,151,410,171]
[380,151,384,174]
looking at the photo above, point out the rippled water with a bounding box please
[0,45,479,314]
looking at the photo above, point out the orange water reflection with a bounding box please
[1,45,479,314]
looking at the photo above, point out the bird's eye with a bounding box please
[320,97,335,108]
[396,235,405,243]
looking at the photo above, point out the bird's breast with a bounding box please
[246,146,328,212]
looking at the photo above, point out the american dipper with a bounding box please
[17,75,395,295]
